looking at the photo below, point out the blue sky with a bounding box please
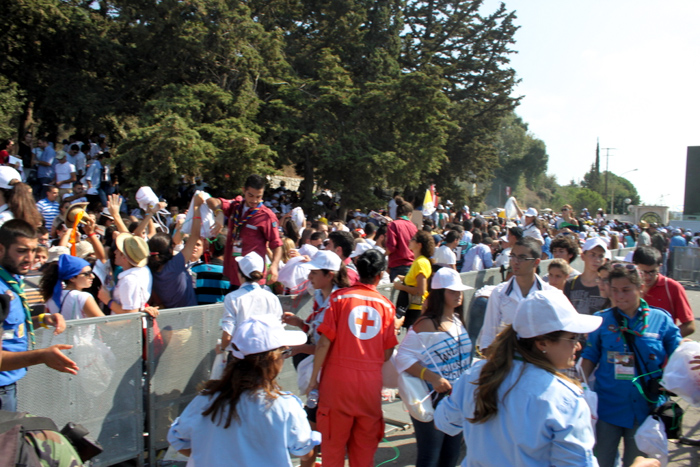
[483,0,700,210]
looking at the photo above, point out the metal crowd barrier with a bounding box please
[15,247,634,466]
[17,314,145,466]
[672,246,700,283]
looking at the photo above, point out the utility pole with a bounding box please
[602,147,616,198]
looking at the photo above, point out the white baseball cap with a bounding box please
[235,251,264,277]
[431,268,472,291]
[297,244,319,258]
[231,315,307,359]
[303,250,342,271]
[582,237,608,253]
[513,289,602,339]
[0,166,21,190]
[349,241,374,258]
[524,208,538,217]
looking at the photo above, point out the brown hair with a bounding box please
[470,326,579,424]
[547,258,571,276]
[5,183,42,228]
[413,230,435,258]
[201,349,283,428]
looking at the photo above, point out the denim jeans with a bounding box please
[389,265,411,282]
[0,383,17,412]
[594,419,643,467]
[411,415,463,467]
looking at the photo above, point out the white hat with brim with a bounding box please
[235,251,265,277]
[349,242,374,259]
[303,250,342,271]
[524,208,538,217]
[297,244,319,259]
[431,268,473,291]
[0,166,21,190]
[513,290,602,339]
[231,315,307,359]
[583,237,608,253]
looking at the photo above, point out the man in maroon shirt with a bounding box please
[633,246,695,337]
[386,198,417,281]
[207,174,283,289]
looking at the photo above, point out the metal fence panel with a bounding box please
[17,314,145,467]
[673,246,700,282]
[146,304,225,455]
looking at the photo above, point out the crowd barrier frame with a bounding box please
[15,247,633,466]
[672,246,700,283]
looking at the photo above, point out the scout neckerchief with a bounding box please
[614,298,650,339]
[399,216,410,221]
[232,202,263,240]
[0,267,35,349]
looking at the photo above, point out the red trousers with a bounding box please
[316,365,384,467]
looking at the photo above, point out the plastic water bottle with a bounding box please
[306,389,319,409]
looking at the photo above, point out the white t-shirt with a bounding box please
[433,244,457,267]
[54,162,76,187]
[113,266,152,311]
[46,290,92,320]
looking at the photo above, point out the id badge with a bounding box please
[232,240,242,257]
[16,322,25,339]
[608,351,635,380]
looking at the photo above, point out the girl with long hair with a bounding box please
[0,166,42,228]
[168,315,320,466]
[394,267,473,467]
[393,229,435,328]
[40,254,104,320]
[434,290,603,466]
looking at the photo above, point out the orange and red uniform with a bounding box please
[316,283,398,467]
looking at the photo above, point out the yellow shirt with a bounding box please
[405,255,432,310]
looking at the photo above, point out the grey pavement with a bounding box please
[305,284,700,467]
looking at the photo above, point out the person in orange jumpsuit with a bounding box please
[308,249,398,467]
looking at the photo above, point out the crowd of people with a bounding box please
[0,138,696,466]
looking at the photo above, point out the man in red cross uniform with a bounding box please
[308,249,398,467]
[207,174,283,288]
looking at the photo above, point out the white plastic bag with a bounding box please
[210,352,227,380]
[392,353,434,422]
[634,415,668,466]
[72,325,117,398]
[396,370,434,422]
[662,340,700,406]
[297,355,314,394]
[576,359,598,430]
[181,191,215,239]
[135,186,171,233]
[504,196,518,220]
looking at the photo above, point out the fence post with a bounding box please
[144,314,157,466]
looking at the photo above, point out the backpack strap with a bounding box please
[0,412,58,434]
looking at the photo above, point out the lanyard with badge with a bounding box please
[610,300,650,380]
[231,202,262,257]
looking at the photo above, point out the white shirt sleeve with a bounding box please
[477,284,504,349]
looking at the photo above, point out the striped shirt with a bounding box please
[36,198,60,230]
[191,259,230,305]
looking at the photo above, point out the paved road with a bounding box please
[366,284,700,467]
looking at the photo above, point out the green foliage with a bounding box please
[0,77,25,138]
[551,186,607,214]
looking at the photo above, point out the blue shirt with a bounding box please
[36,198,60,231]
[669,235,687,253]
[0,269,29,386]
[581,304,681,428]
[37,146,55,179]
[435,359,598,467]
[168,390,320,467]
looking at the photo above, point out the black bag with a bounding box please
[652,400,684,440]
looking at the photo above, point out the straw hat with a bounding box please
[65,202,89,225]
[115,233,149,268]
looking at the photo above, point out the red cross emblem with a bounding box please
[355,311,375,334]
